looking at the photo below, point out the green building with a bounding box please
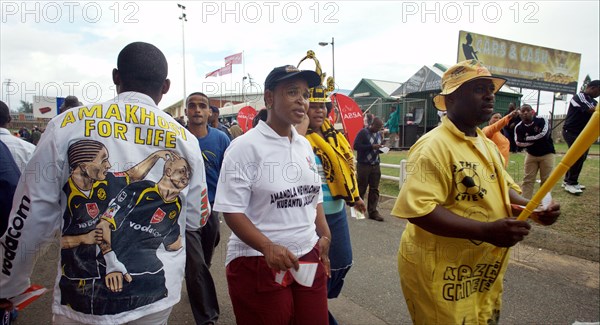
[348,79,403,121]
[389,63,522,148]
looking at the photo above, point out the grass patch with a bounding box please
[377,144,600,244]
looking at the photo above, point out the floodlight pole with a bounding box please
[318,37,335,81]
[178,4,187,111]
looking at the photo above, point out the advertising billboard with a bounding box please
[457,31,581,93]
[32,96,64,118]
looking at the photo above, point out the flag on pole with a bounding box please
[205,68,220,78]
[219,65,232,76]
[224,52,242,65]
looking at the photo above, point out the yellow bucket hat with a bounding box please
[433,60,506,111]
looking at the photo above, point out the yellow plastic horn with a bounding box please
[517,104,599,221]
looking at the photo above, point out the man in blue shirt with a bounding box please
[185,92,230,325]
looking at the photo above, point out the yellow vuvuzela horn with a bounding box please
[517,104,599,221]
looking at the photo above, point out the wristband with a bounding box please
[104,250,128,275]
[320,236,330,243]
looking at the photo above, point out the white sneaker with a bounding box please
[562,182,586,190]
[564,184,583,195]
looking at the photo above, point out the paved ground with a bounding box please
[15,196,600,324]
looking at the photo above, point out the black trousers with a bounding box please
[563,129,589,185]
[356,163,381,217]
[185,210,220,324]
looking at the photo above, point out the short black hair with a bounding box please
[0,101,10,126]
[186,92,209,105]
[117,42,168,96]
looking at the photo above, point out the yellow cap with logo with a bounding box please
[433,60,506,111]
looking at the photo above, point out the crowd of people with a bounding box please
[0,41,597,325]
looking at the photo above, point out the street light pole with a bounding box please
[318,37,335,81]
[178,4,187,112]
[4,79,11,108]
[242,73,254,102]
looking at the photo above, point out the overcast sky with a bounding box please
[1,1,598,115]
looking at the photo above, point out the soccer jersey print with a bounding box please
[61,172,129,279]
[92,180,182,314]
[105,180,181,274]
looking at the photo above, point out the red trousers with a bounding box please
[226,246,328,325]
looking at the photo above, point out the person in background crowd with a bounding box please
[252,108,268,128]
[209,106,233,140]
[482,108,520,167]
[562,79,600,195]
[59,95,83,114]
[363,113,374,128]
[213,65,331,325]
[502,102,521,153]
[515,104,556,199]
[354,117,385,221]
[0,101,36,173]
[0,41,210,324]
[18,127,31,143]
[184,91,231,325]
[392,59,560,324]
[299,71,366,324]
[384,105,400,148]
[228,120,244,139]
[175,116,187,126]
[30,126,41,145]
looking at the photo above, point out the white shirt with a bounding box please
[0,92,209,324]
[0,127,36,173]
[214,121,323,265]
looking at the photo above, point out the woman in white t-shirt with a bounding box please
[213,65,332,325]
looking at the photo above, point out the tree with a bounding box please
[18,100,33,113]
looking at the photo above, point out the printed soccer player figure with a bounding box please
[59,139,179,313]
[92,156,196,314]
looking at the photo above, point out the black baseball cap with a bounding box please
[264,65,321,90]
[587,80,600,88]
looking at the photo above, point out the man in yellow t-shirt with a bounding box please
[391,60,561,324]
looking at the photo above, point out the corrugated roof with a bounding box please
[368,79,403,97]
[391,63,521,97]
